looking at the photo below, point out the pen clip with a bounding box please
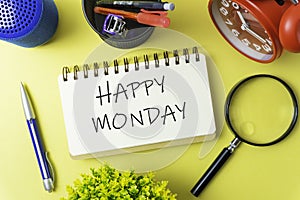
[45,152,55,185]
[140,9,168,17]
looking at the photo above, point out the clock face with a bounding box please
[209,0,277,62]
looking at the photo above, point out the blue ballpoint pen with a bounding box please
[20,82,54,193]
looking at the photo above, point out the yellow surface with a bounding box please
[1,0,300,199]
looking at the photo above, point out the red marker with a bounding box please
[94,6,171,28]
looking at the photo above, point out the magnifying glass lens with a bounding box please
[228,77,295,145]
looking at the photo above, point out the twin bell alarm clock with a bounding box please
[208,0,300,63]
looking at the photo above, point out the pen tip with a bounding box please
[20,82,27,93]
[20,82,24,91]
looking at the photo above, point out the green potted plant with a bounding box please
[61,164,177,200]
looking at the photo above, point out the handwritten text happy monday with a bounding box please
[91,75,187,133]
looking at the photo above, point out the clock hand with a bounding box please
[241,24,266,44]
[237,11,267,44]
[237,11,248,26]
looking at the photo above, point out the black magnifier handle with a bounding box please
[191,138,241,197]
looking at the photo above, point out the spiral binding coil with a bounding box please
[62,47,201,81]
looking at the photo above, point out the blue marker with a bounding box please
[20,82,54,192]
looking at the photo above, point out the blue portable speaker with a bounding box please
[0,0,58,47]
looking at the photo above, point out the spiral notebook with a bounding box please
[58,47,216,159]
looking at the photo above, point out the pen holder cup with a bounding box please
[0,0,58,48]
[82,0,155,49]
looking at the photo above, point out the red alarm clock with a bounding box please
[208,0,300,63]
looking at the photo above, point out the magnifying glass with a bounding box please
[191,74,298,197]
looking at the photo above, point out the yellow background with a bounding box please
[1,0,300,199]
